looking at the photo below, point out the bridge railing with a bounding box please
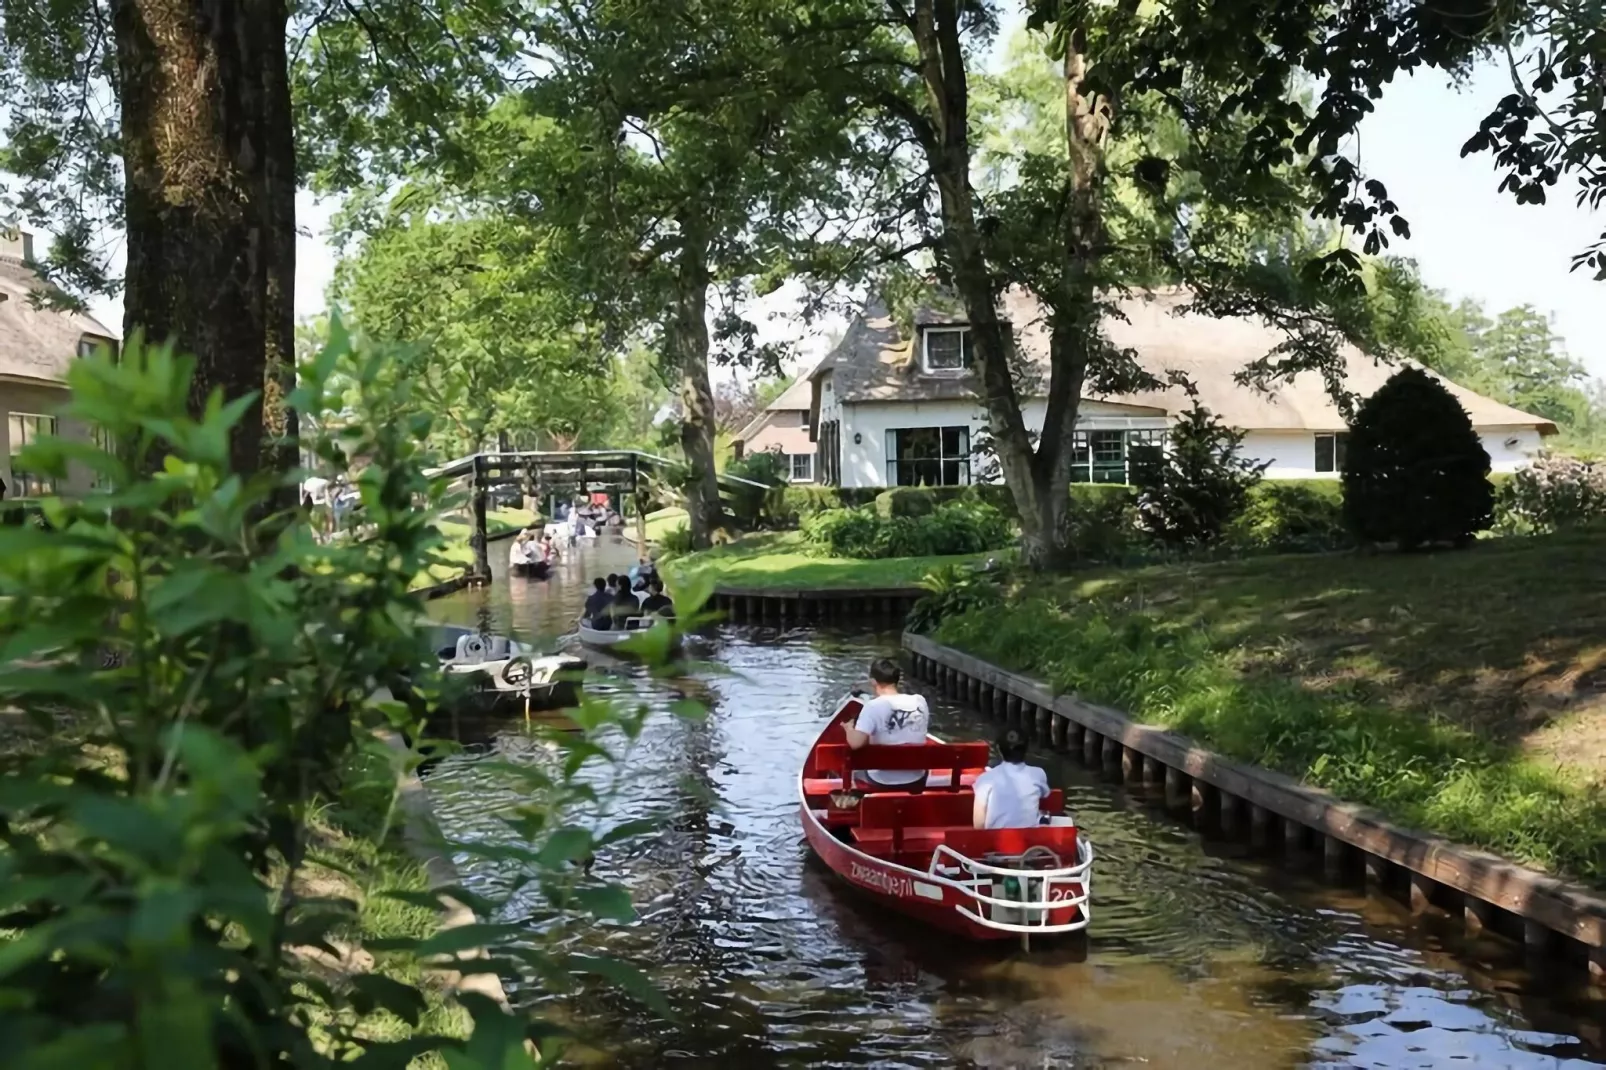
[426,449,771,491]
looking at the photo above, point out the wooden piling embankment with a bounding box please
[904,631,1606,987]
[711,585,922,626]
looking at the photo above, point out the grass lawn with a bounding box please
[934,527,1606,884]
[663,530,1005,590]
[410,507,535,591]
[644,506,688,542]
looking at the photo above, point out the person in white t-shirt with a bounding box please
[843,658,931,790]
[972,728,1051,829]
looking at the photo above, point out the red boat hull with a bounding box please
[797,699,1089,941]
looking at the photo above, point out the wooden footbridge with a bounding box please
[427,449,769,575]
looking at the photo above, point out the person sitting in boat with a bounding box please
[842,658,930,792]
[509,531,535,569]
[540,532,558,564]
[609,580,641,625]
[972,727,1051,829]
[640,578,675,618]
[583,577,614,629]
[605,572,621,594]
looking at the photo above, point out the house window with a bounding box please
[77,338,99,359]
[1315,432,1348,474]
[1070,429,1166,485]
[922,327,974,374]
[799,410,810,426]
[8,413,58,497]
[885,426,971,486]
[789,453,814,483]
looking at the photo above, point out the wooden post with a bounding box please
[1407,872,1435,913]
[633,455,647,561]
[1322,836,1351,882]
[1121,746,1140,783]
[1523,920,1554,958]
[1163,766,1189,812]
[470,455,491,578]
[1082,729,1101,767]
[1142,754,1164,788]
[1101,735,1121,776]
[1219,793,1243,838]
[1248,804,1272,850]
[1192,781,1219,833]
[1035,705,1052,738]
[1049,713,1066,750]
[1005,694,1021,726]
[1065,721,1085,754]
[1463,896,1495,934]
[1284,820,1307,858]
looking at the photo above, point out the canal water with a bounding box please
[426,538,1606,1068]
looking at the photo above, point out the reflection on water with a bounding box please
[426,542,1606,1068]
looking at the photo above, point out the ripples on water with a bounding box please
[426,550,1606,1068]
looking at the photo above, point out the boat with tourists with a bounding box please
[508,529,557,578]
[799,693,1092,943]
[575,613,681,654]
[429,624,586,716]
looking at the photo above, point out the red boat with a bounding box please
[799,694,1092,943]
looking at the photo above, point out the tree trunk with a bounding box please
[1026,26,1113,570]
[908,0,1053,563]
[113,0,297,479]
[669,218,724,550]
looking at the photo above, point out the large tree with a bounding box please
[298,0,898,548]
[333,204,621,456]
[0,0,516,474]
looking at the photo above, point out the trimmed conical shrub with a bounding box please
[1341,366,1494,549]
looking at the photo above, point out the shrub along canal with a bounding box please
[426,539,1605,1068]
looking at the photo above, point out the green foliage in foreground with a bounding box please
[934,589,1606,885]
[0,328,704,1067]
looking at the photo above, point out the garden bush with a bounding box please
[1134,401,1266,545]
[1064,485,1142,563]
[775,485,878,525]
[1496,453,1606,534]
[1229,481,1352,553]
[802,500,1014,559]
[1343,367,1494,548]
[906,564,1003,633]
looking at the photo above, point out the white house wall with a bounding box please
[1242,426,1543,479]
[836,398,1170,489]
[831,395,1545,488]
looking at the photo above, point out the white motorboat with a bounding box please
[429,624,586,713]
[575,614,681,655]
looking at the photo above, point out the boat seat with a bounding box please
[851,826,951,855]
[943,824,1080,861]
[811,742,989,792]
[801,770,980,799]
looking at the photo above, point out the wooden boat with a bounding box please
[430,625,585,713]
[799,694,1092,943]
[576,614,681,654]
[510,559,551,579]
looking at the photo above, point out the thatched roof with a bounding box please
[0,234,117,386]
[810,288,1556,434]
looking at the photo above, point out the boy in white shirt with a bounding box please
[843,658,931,790]
[972,728,1051,829]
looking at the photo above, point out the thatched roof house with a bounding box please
[0,229,117,497]
[807,288,1553,488]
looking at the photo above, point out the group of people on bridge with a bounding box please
[582,564,675,630]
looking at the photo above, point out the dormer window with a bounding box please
[922,326,973,374]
